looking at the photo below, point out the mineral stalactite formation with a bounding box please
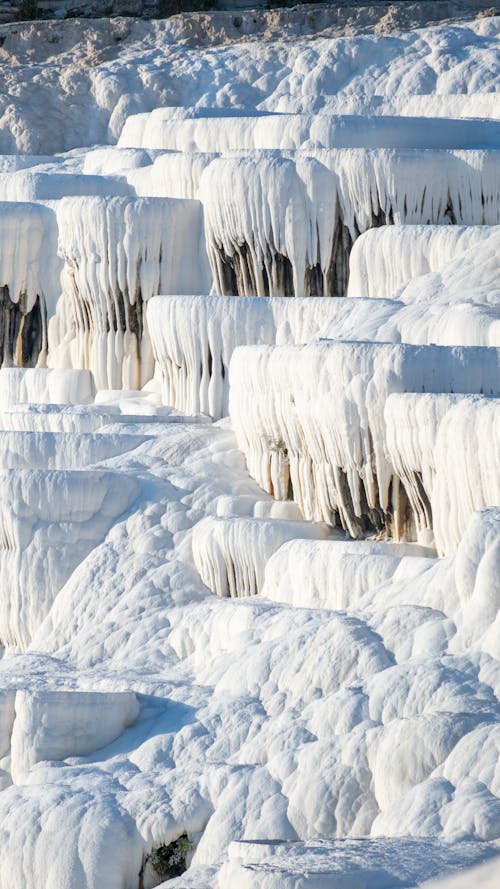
[229,342,500,543]
[0,7,499,889]
[54,195,210,389]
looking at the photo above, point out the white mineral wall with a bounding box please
[127,151,218,200]
[0,172,131,202]
[347,225,498,299]
[200,153,338,297]
[10,690,140,783]
[385,394,500,554]
[119,112,500,153]
[0,368,95,407]
[0,468,139,648]
[148,295,398,419]
[261,539,435,610]
[229,341,500,542]
[192,515,330,598]
[54,196,211,390]
[200,149,500,297]
[0,202,62,368]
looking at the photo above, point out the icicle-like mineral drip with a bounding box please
[0,202,62,369]
[148,294,398,418]
[200,153,338,297]
[192,515,330,598]
[54,195,211,390]
[347,225,498,299]
[229,341,500,540]
[386,393,500,555]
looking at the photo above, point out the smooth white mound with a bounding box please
[10,690,140,783]
[229,341,500,542]
[53,196,210,390]
[0,468,139,648]
[148,295,398,419]
[192,515,330,597]
[82,147,154,176]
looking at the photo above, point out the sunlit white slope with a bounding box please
[0,420,494,889]
[0,468,139,648]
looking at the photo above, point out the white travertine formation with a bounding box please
[192,515,330,597]
[229,342,500,542]
[347,225,499,299]
[0,202,61,368]
[386,394,500,554]
[127,151,218,200]
[0,368,95,408]
[200,149,500,296]
[262,539,434,610]
[10,690,140,783]
[119,112,500,152]
[148,294,397,418]
[0,468,139,648]
[54,196,211,390]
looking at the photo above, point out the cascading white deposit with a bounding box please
[385,394,500,555]
[229,341,500,544]
[53,196,211,390]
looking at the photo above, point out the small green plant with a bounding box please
[148,834,192,879]
[17,0,39,20]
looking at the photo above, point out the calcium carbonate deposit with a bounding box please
[0,4,498,889]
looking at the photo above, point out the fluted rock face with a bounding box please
[229,342,500,544]
[54,195,210,390]
[0,203,60,370]
[200,149,500,298]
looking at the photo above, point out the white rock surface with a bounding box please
[229,341,500,542]
[192,515,331,597]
